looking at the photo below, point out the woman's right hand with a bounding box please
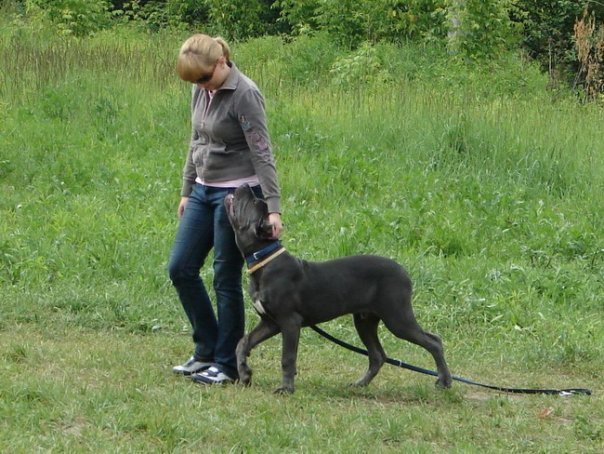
[177,196,189,218]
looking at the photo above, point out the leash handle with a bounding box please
[310,325,592,397]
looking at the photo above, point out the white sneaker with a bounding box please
[172,356,212,376]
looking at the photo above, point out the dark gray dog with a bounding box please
[224,185,452,394]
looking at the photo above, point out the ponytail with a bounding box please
[214,37,231,63]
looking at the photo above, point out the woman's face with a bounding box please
[194,63,217,88]
[195,57,227,91]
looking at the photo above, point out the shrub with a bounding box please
[24,0,112,36]
[446,0,520,60]
[205,0,283,41]
[329,41,392,87]
[277,0,447,48]
[111,0,210,31]
[511,0,604,85]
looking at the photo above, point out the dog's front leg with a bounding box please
[275,316,302,394]
[236,318,280,386]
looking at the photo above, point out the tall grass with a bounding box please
[1,25,603,451]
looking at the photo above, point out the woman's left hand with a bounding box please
[268,212,283,239]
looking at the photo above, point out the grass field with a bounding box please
[1,26,603,452]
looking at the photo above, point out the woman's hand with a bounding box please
[268,212,283,239]
[177,197,189,218]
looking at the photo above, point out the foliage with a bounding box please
[276,0,448,47]
[22,0,112,36]
[6,0,604,97]
[273,0,321,34]
[153,0,210,27]
[329,41,392,86]
[446,0,521,60]
[111,0,193,31]
[205,0,284,40]
[108,0,210,29]
[511,0,604,83]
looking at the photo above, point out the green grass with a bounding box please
[1,326,602,452]
[1,26,603,452]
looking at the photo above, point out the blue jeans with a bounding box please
[168,184,260,377]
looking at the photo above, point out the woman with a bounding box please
[168,34,283,385]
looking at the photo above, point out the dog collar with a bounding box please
[246,243,286,275]
[245,241,283,266]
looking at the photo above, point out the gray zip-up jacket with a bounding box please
[181,63,280,213]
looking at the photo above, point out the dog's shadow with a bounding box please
[248,374,463,405]
[310,381,462,405]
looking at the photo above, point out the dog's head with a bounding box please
[224,184,274,255]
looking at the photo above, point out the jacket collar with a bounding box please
[215,62,240,92]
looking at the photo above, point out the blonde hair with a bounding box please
[176,34,232,82]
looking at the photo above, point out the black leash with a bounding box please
[310,325,592,397]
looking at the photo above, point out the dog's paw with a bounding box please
[435,376,453,389]
[273,386,294,395]
[238,371,252,386]
[237,364,252,384]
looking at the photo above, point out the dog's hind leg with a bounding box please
[352,313,386,387]
[236,318,280,386]
[382,314,453,388]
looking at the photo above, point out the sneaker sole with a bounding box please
[190,373,236,385]
[172,365,212,376]
[191,377,235,385]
